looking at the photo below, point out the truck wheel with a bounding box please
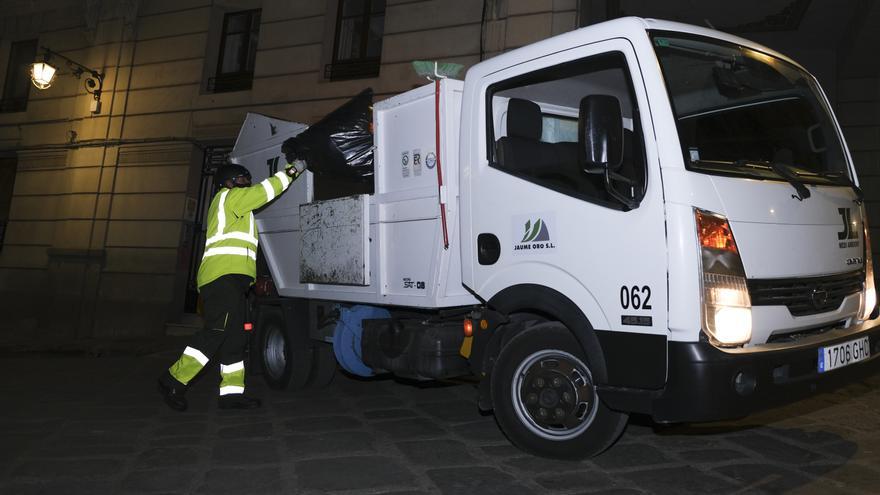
[307,341,336,388]
[257,305,314,390]
[491,322,628,459]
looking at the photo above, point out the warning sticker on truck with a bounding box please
[413,149,422,177]
[401,151,410,178]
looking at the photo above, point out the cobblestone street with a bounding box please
[2,349,879,494]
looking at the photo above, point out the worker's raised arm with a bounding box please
[226,164,303,216]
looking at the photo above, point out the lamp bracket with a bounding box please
[39,46,104,100]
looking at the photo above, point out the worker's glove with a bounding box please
[286,159,307,178]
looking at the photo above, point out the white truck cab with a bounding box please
[232,17,880,459]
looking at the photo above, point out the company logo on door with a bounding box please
[513,213,556,253]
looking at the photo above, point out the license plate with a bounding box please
[818,337,871,373]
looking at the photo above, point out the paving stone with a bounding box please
[333,376,399,397]
[395,439,478,466]
[29,441,138,458]
[677,448,749,463]
[1,355,878,495]
[648,432,725,451]
[195,467,282,494]
[150,435,206,447]
[427,466,535,494]
[120,468,198,492]
[70,406,157,420]
[418,400,482,422]
[45,432,139,447]
[573,489,645,495]
[284,431,376,456]
[157,414,211,425]
[766,427,844,446]
[409,386,463,404]
[295,456,416,491]
[480,444,523,458]
[0,419,64,433]
[13,458,127,479]
[623,466,738,495]
[803,463,844,477]
[214,409,270,423]
[356,396,406,409]
[591,443,672,470]
[451,419,507,443]
[217,421,274,439]
[1,478,119,495]
[714,463,814,493]
[784,478,863,495]
[282,415,362,432]
[211,439,280,465]
[364,408,419,420]
[533,471,617,492]
[820,440,859,459]
[727,432,825,464]
[801,463,880,487]
[60,419,150,435]
[154,422,208,437]
[505,455,590,473]
[0,434,35,463]
[374,417,448,439]
[135,446,204,469]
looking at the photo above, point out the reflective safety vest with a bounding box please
[196,169,295,288]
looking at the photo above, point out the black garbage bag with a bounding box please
[281,88,374,182]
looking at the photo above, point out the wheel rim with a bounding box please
[263,324,287,380]
[511,349,597,441]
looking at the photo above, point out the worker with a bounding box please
[158,159,305,411]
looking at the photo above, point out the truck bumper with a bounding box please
[648,319,880,423]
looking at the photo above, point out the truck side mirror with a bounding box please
[579,95,623,174]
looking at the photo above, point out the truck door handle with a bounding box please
[477,233,500,265]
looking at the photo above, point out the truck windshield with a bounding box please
[651,32,850,185]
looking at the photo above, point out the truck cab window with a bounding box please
[487,52,646,209]
[652,32,849,186]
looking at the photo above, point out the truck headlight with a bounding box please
[696,209,752,347]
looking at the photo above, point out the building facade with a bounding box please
[0,0,876,341]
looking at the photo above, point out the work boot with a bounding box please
[157,372,187,412]
[218,394,262,410]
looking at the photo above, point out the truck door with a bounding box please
[460,39,668,338]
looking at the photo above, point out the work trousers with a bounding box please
[168,274,252,395]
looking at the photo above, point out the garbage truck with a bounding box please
[228,17,880,459]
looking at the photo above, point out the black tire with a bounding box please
[307,341,337,388]
[491,321,628,459]
[257,305,314,390]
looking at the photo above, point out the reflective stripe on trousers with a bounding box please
[219,361,246,395]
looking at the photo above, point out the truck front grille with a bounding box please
[747,271,864,317]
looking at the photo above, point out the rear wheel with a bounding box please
[257,305,314,390]
[256,304,337,390]
[491,321,628,459]
[308,341,337,388]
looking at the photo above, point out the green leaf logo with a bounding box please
[521,218,543,243]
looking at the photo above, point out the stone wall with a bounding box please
[0,0,580,340]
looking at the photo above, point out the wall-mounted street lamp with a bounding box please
[30,47,105,114]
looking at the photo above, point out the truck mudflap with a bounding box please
[644,320,880,423]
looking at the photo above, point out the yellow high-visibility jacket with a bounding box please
[196,169,296,288]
